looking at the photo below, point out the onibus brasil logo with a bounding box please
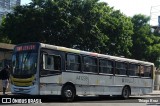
[2,98,42,104]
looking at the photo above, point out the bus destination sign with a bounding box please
[15,45,36,51]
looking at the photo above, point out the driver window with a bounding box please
[43,54,61,71]
[45,55,54,69]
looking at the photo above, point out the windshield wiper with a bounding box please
[20,51,31,73]
[23,51,31,63]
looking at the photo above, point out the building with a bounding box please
[0,43,15,70]
[0,0,21,21]
[0,43,15,92]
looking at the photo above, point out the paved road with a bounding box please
[0,95,160,106]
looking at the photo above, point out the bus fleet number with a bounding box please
[76,76,88,81]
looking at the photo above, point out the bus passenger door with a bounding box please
[39,52,62,95]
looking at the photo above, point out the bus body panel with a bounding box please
[38,71,153,96]
[11,84,39,95]
[39,75,62,95]
[10,42,154,100]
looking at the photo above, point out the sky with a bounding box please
[100,0,160,26]
[21,0,31,5]
[21,0,160,25]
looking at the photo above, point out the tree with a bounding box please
[131,14,151,60]
[0,0,133,56]
[0,17,11,43]
[131,14,160,64]
[0,5,45,43]
[101,10,133,57]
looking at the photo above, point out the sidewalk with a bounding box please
[147,90,160,95]
[0,91,12,95]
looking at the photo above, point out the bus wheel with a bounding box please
[121,86,130,99]
[62,85,75,102]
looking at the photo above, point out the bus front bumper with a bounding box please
[11,84,39,95]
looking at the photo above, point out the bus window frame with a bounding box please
[82,55,98,74]
[128,63,140,78]
[65,53,81,72]
[42,53,62,72]
[115,61,128,77]
[151,65,154,79]
[99,58,114,75]
[140,65,152,79]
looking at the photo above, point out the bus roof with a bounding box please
[40,43,154,66]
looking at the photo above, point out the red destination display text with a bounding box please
[16,45,36,51]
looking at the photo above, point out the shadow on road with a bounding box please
[75,96,146,103]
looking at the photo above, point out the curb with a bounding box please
[0,92,11,95]
[147,93,160,95]
[145,91,160,95]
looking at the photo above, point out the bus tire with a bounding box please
[121,86,130,99]
[62,85,75,102]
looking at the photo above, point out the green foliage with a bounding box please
[0,0,133,57]
[131,14,151,60]
[104,10,133,57]
[131,14,160,66]
[1,0,160,66]
[0,36,11,43]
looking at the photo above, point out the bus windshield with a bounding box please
[12,51,38,77]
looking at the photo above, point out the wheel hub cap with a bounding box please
[65,90,72,97]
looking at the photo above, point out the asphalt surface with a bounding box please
[0,91,160,106]
[0,95,160,104]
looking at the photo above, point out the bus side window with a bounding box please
[43,54,61,71]
[140,66,144,77]
[115,61,127,75]
[83,56,97,73]
[144,66,151,78]
[66,54,81,71]
[54,56,61,71]
[46,56,52,71]
[128,63,139,77]
[99,59,113,74]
